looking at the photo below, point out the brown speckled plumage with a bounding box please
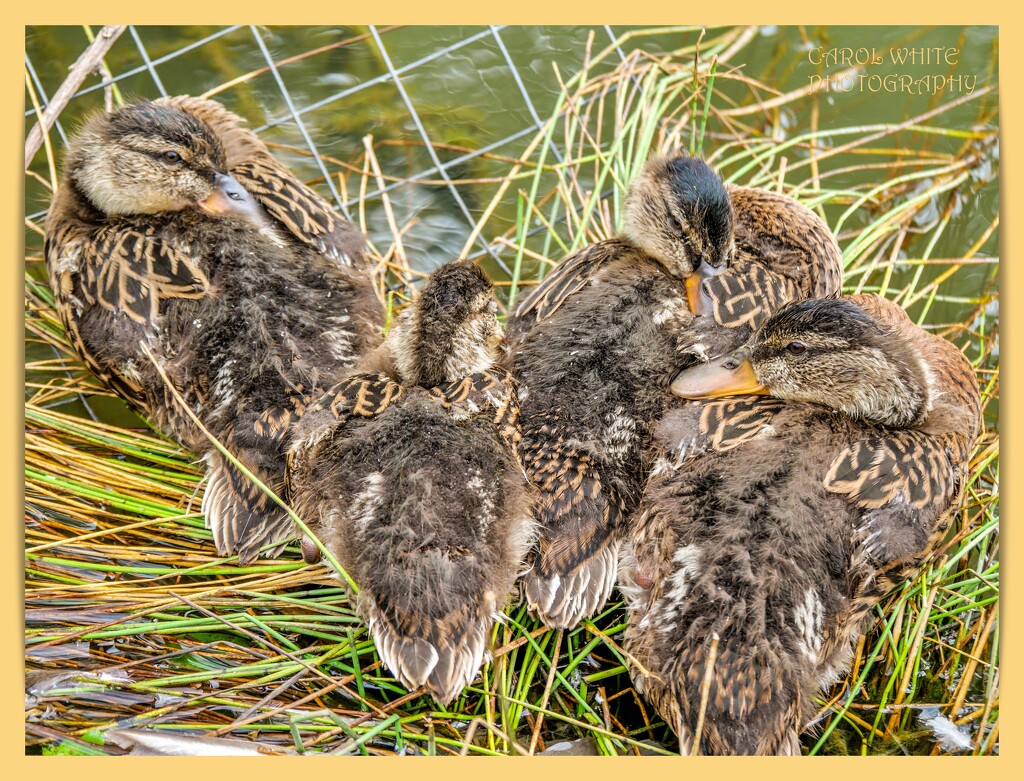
[504,154,842,628]
[286,262,535,705]
[622,295,981,755]
[44,97,383,563]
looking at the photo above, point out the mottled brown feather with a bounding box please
[505,157,843,629]
[623,296,980,755]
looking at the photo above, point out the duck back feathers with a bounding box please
[624,296,981,754]
[286,263,534,704]
[45,97,384,562]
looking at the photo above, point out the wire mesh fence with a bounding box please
[26,25,652,276]
[24,25,999,756]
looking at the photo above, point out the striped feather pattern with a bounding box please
[825,430,957,510]
[303,373,405,420]
[46,221,208,328]
[507,239,633,338]
[202,450,294,564]
[700,262,800,330]
[429,367,521,450]
[698,397,786,453]
[518,409,624,628]
[158,95,365,266]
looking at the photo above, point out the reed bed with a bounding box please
[24,26,998,755]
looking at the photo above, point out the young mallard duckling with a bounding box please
[504,154,841,629]
[44,98,384,563]
[286,261,535,705]
[622,295,981,755]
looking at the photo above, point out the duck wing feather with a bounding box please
[507,238,634,339]
[518,408,624,628]
[158,95,366,267]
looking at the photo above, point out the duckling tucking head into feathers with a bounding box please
[66,101,265,223]
[622,295,980,754]
[46,97,384,564]
[383,261,503,387]
[623,154,735,280]
[504,152,842,631]
[287,260,534,705]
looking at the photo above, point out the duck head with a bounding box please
[66,101,261,220]
[623,154,734,286]
[387,260,502,388]
[671,298,932,428]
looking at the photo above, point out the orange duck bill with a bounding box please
[684,263,725,316]
[198,173,270,223]
[670,351,768,399]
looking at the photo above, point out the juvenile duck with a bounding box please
[622,295,981,755]
[44,98,384,563]
[286,261,535,705]
[505,154,841,629]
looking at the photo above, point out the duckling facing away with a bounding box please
[44,98,384,562]
[504,154,841,628]
[286,261,535,705]
[622,295,981,755]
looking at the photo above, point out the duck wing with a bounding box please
[653,396,787,464]
[517,406,624,629]
[693,184,842,331]
[286,372,404,493]
[428,367,522,449]
[45,218,209,410]
[309,372,405,421]
[826,417,975,579]
[202,447,294,564]
[727,184,843,302]
[694,396,787,452]
[46,219,209,328]
[507,238,634,338]
[697,260,804,331]
[202,373,402,564]
[158,95,366,267]
[831,294,982,575]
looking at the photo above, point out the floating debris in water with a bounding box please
[539,739,599,756]
[918,707,974,753]
[106,728,295,756]
[26,669,132,697]
[537,738,669,756]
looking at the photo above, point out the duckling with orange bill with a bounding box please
[505,153,842,629]
[622,295,981,755]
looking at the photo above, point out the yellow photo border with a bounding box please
[7,6,1013,777]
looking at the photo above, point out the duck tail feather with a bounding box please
[366,598,493,706]
[202,451,294,564]
[525,537,619,629]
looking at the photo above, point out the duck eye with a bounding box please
[162,151,183,164]
[672,213,686,234]
[786,341,807,356]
